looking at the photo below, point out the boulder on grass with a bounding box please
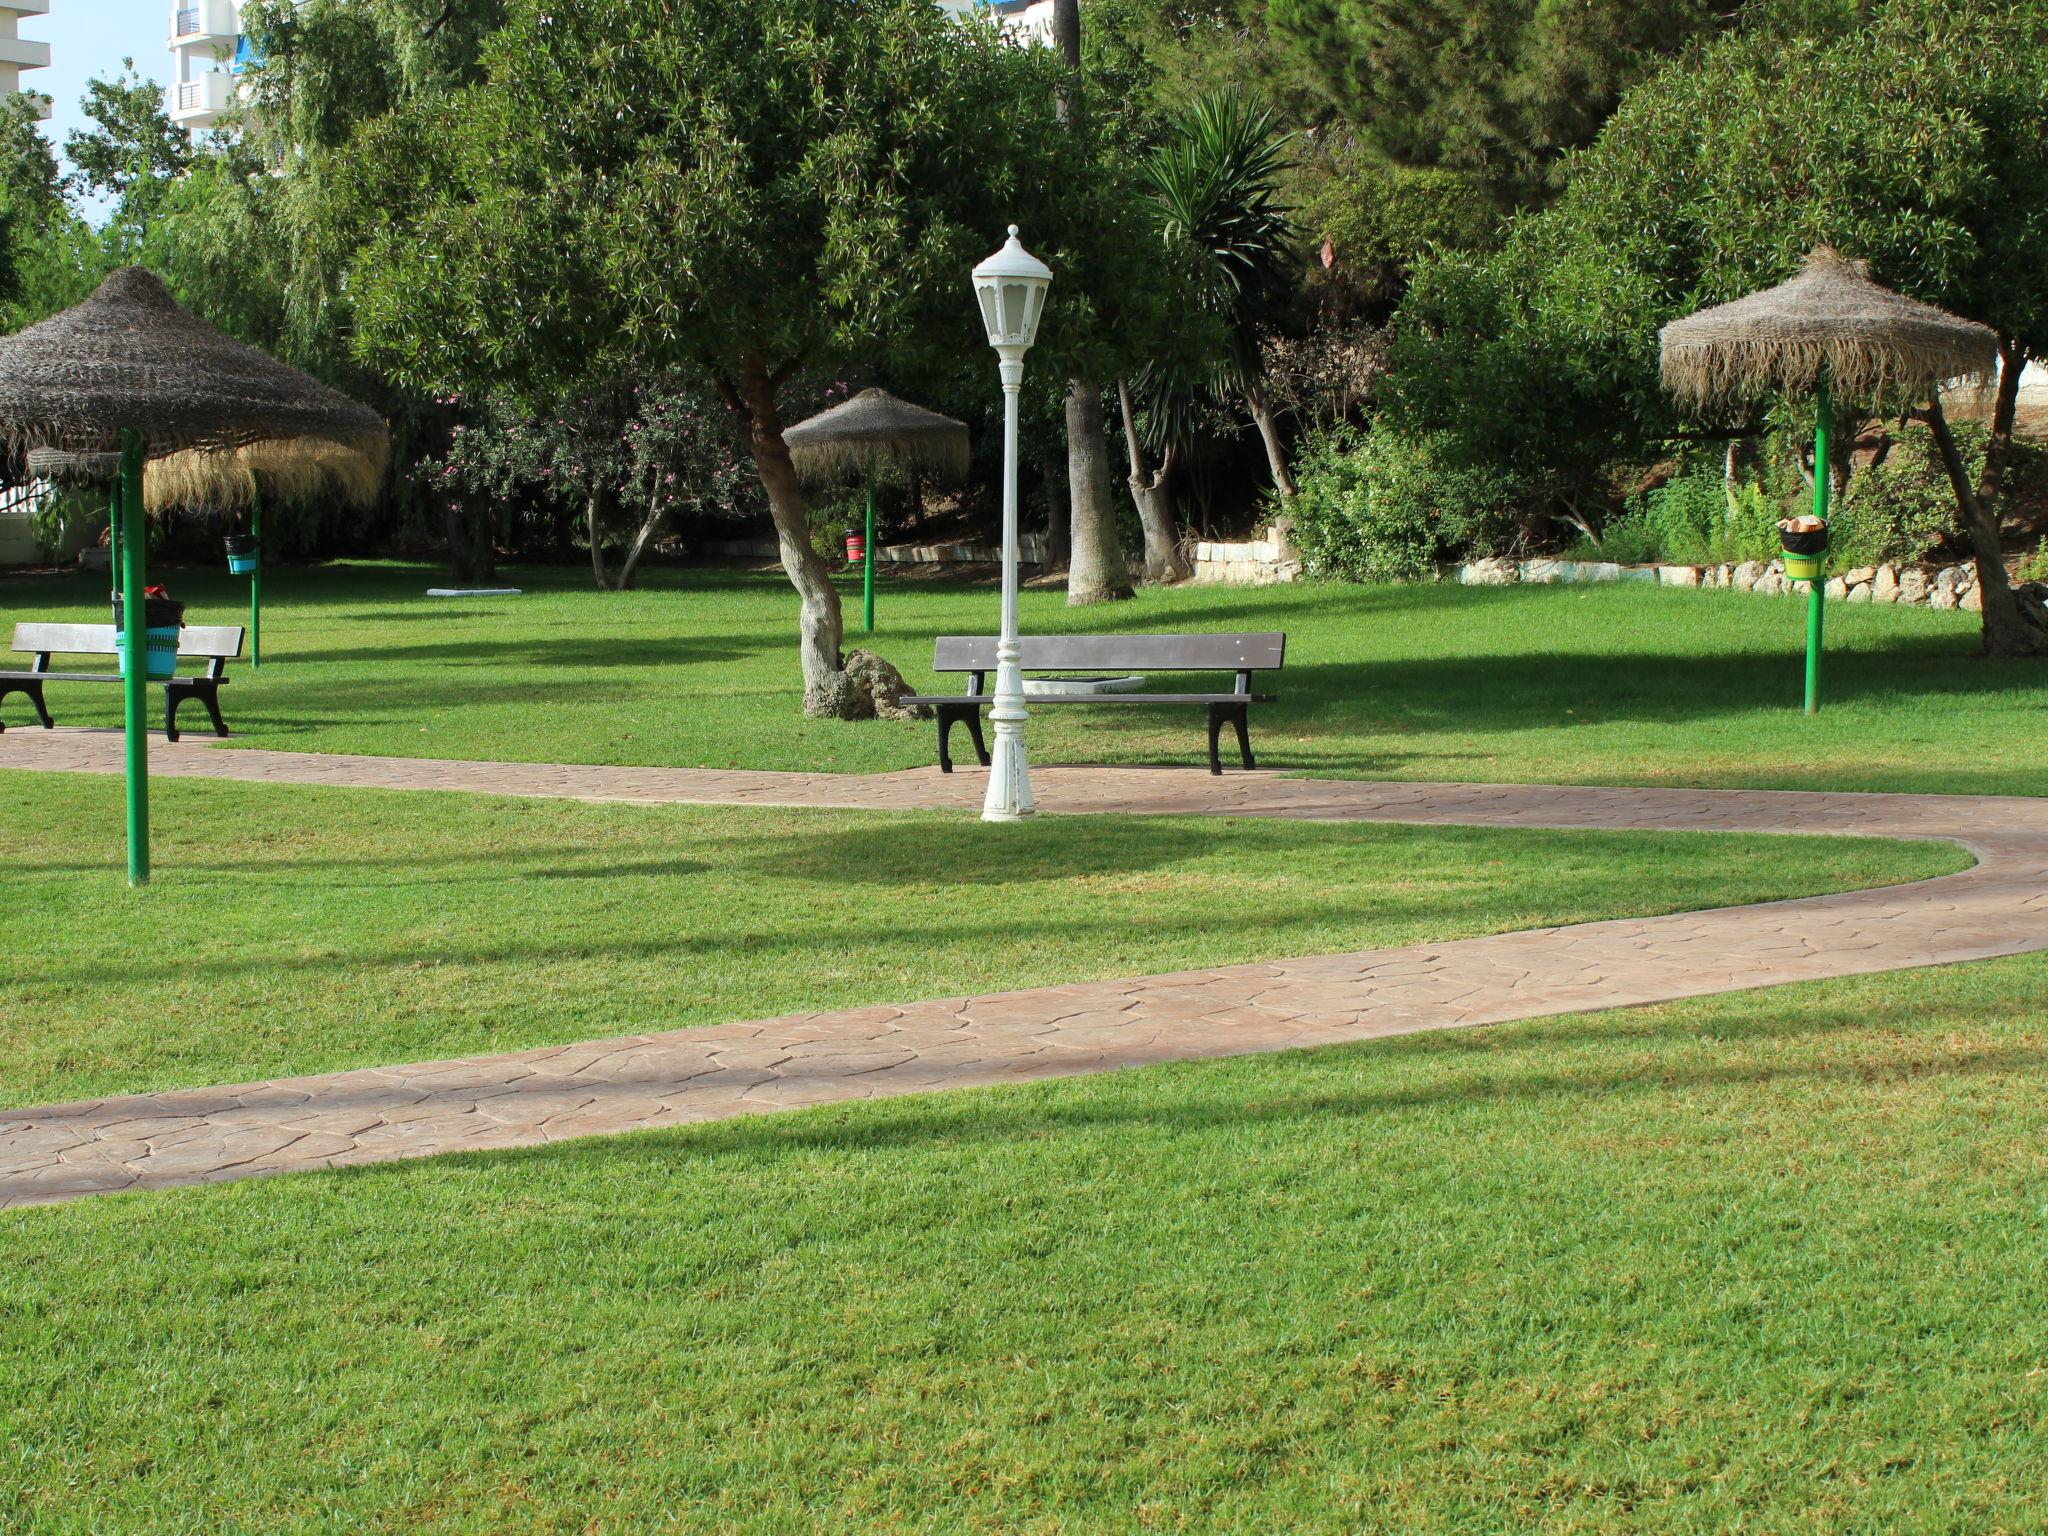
[804,649,934,721]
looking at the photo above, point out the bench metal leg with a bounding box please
[1206,703,1255,774]
[937,703,990,774]
[0,678,54,732]
[165,682,229,744]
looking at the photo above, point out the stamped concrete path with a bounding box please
[5,727,2047,1210]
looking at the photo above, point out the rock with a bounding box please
[1843,566,1877,586]
[1961,586,1984,612]
[1523,558,1573,584]
[1873,565,1899,601]
[1755,572,1784,596]
[1659,565,1701,588]
[1899,568,1930,603]
[1935,565,1964,593]
[1846,582,1872,602]
[1930,589,1959,611]
[805,650,932,721]
[1459,557,1517,586]
[1824,577,1850,600]
[1733,561,1763,592]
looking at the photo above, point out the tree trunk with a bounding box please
[738,357,849,707]
[1245,382,1296,499]
[1041,448,1071,572]
[1065,380,1134,606]
[1119,378,1189,583]
[445,498,474,583]
[586,486,614,590]
[1922,358,2048,658]
[615,489,666,591]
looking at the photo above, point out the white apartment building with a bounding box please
[0,0,51,120]
[167,0,248,131]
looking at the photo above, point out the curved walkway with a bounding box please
[5,728,2047,1209]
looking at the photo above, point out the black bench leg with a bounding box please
[1231,706,1255,770]
[164,686,181,743]
[198,683,228,738]
[1206,704,1225,775]
[0,678,53,731]
[1205,704,1255,774]
[937,704,992,773]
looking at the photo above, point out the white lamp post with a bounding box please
[970,225,1053,823]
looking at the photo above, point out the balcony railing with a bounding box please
[177,80,202,109]
[175,8,200,36]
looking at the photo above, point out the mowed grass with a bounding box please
[5,560,2046,793]
[5,953,2045,1534]
[0,768,1964,1107]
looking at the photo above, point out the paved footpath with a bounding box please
[6,728,2048,1210]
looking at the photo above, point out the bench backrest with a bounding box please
[12,621,245,660]
[933,632,1285,675]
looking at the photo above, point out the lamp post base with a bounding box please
[981,721,1035,822]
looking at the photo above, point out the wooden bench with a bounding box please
[0,622,245,741]
[904,633,1285,775]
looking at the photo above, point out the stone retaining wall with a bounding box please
[1458,555,1995,609]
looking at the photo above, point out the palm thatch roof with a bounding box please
[0,267,387,460]
[1659,246,1999,409]
[782,388,970,485]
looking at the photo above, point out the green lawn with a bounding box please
[0,768,1964,1108]
[4,559,2045,793]
[5,951,2045,1533]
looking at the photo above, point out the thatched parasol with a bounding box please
[782,388,969,634]
[0,266,389,886]
[1659,246,1997,408]
[783,387,969,484]
[0,267,387,459]
[1658,246,2000,717]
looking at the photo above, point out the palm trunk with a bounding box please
[1065,379,1134,606]
[1245,382,1295,499]
[1923,352,2048,658]
[1119,378,1189,583]
[739,356,848,706]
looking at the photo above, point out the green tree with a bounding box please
[63,62,193,205]
[1391,0,2048,654]
[334,0,1096,709]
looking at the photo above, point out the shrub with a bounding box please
[1288,424,1518,582]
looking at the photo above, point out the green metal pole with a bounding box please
[862,478,876,634]
[1805,380,1831,715]
[250,472,263,668]
[118,429,150,886]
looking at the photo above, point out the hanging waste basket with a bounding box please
[1780,517,1829,581]
[113,589,185,679]
[224,533,259,575]
[844,528,866,565]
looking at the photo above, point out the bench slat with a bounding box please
[12,622,245,659]
[931,632,1284,673]
[906,692,1273,706]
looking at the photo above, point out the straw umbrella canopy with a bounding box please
[782,387,969,485]
[0,266,387,463]
[1659,246,1998,409]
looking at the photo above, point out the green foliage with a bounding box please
[1287,423,1516,582]
[335,0,1098,403]
[62,60,194,206]
[1268,0,1736,197]
[2016,538,2048,586]
[1388,0,2048,530]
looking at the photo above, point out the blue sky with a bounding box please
[31,0,171,186]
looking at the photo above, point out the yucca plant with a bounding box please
[1143,90,1298,496]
